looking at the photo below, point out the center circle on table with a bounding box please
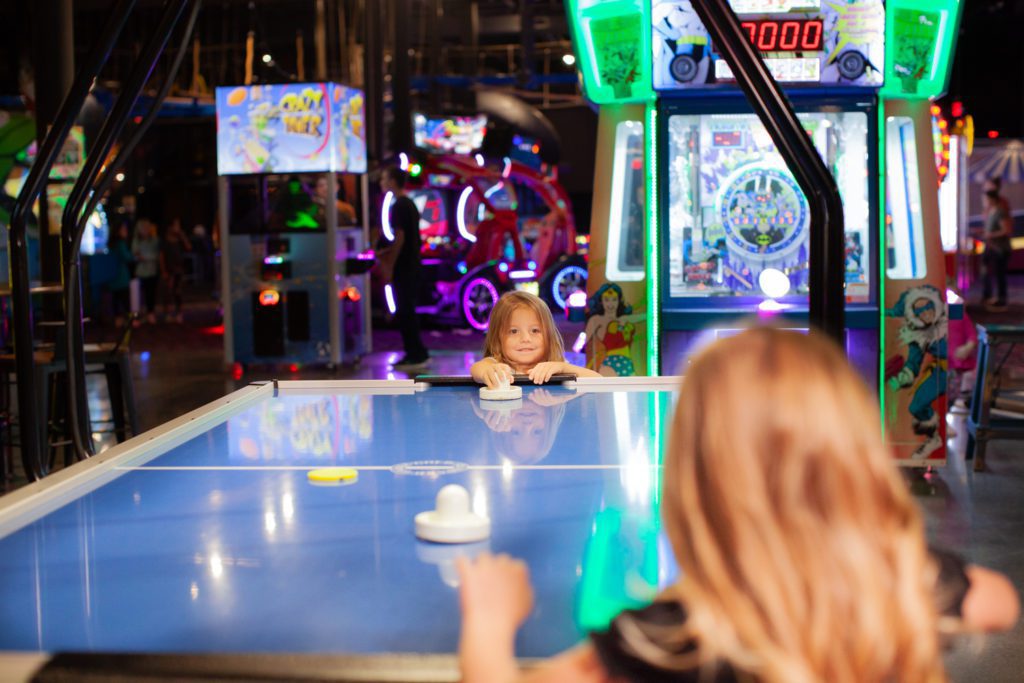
[391,460,469,477]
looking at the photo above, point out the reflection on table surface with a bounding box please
[0,282,63,296]
[0,384,676,658]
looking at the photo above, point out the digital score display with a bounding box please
[712,131,744,147]
[652,0,885,90]
[739,19,824,52]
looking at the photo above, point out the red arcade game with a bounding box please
[391,113,587,330]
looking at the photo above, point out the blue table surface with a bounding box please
[0,384,676,657]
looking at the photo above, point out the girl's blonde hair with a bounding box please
[483,291,565,365]
[642,327,945,683]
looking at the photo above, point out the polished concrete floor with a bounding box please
[2,294,1022,680]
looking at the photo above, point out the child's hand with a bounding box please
[456,553,534,636]
[529,387,572,407]
[482,363,515,389]
[528,361,564,384]
[481,409,513,433]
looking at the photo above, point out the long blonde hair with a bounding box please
[652,327,945,683]
[483,291,565,366]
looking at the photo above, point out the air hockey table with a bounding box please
[0,376,679,680]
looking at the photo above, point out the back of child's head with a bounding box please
[654,327,944,683]
[483,291,565,364]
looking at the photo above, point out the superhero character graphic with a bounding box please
[652,1,712,88]
[885,285,947,460]
[585,283,644,377]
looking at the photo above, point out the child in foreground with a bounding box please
[458,328,1019,683]
[471,291,599,387]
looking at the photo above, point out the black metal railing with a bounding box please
[62,0,201,463]
[7,0,200,479]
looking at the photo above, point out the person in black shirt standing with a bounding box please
[378,166,429,368]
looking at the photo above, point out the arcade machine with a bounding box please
[216,83,371,368]
[934,105,973,292]
[1,118,108,307]
[567,0,963,464]
[391,113,586,330]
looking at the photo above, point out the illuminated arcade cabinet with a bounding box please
[932,104,973,292]
[567,0,962,464]
[216,83,370,367]
[393,113,586,330]
[0,119,109,301]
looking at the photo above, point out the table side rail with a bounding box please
[0,383,274,538]
[0,651,548,683]
[568,375,684,393]
[274,379,417,394]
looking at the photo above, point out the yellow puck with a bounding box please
[307,467,359,484]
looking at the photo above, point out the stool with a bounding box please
[966,324,1024,471]
[0,369,12,489]
[0,317,138,477]
[0,348,66,476]
[84,340,139,442]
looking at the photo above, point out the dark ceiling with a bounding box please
[2,1,1024,136]
[1,1,577,108]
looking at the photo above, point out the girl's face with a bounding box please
[602,290,619,315]
[502,306,547,369]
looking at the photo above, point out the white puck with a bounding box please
[479,397,522,411]
[479,384,522,401]
[415,484,491,544]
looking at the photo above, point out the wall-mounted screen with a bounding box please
[216,83,366,175]
[413,114,487,155]
[229,174,356,234]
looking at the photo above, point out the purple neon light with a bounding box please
[572,332,587,354]
[384,284,397,314]
[756,299,793,316]
[462,277,499,331]
[567,291,588,308]
[381,191,395,241]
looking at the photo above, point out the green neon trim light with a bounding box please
[881,0,963,100]
[575,391,673,632]
[565,0,653,105]
[574,507,661,631]
[877,106,887,434]
[646,104,660,375]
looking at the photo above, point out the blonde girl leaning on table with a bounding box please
[471,291,599,387]
[458,327,1019,683]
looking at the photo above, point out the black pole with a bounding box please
[64,0,201,464]
[9,0,137,481]
[364,0,384,164]
[30,0,75,323]
[465,1,480,79]
[428,0,442,111]
[691,0,845,345]
[519,0,535,89]
[392,0,412,153]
